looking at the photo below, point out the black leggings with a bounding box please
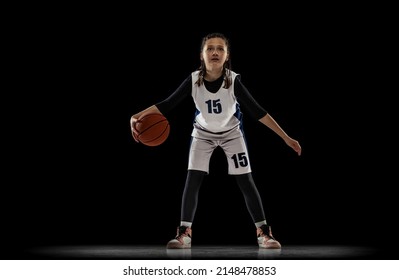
[180,170,266,223]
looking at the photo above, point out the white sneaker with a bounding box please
[257,225,281,249]
[166,226,192,249]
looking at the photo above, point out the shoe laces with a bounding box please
[258,225,276,240]
[175,226,191,239]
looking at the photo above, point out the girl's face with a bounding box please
[201,37,229,70]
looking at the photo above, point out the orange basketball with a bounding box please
[134,113,170,146]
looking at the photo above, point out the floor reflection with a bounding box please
[23,245,383,260]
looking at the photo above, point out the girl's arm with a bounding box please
[259,114,302,156]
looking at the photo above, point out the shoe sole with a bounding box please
[259,244,282,249]
[166,244,191,249]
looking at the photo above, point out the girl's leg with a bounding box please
[166,170,206,249]
[234,172,266,224]
[234,172,281,249]
[180,170,206,224]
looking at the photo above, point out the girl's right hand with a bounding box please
[130,116,139,143]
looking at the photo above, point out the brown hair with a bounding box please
[195,33,232,89]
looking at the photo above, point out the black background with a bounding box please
[3,8,395,260]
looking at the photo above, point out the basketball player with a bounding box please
[130,33,302,249]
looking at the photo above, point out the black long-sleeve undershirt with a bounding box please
[156,74,268,121]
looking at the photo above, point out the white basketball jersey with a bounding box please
[191,70,243,139]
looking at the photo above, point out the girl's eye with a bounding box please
[206,47,225,52]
